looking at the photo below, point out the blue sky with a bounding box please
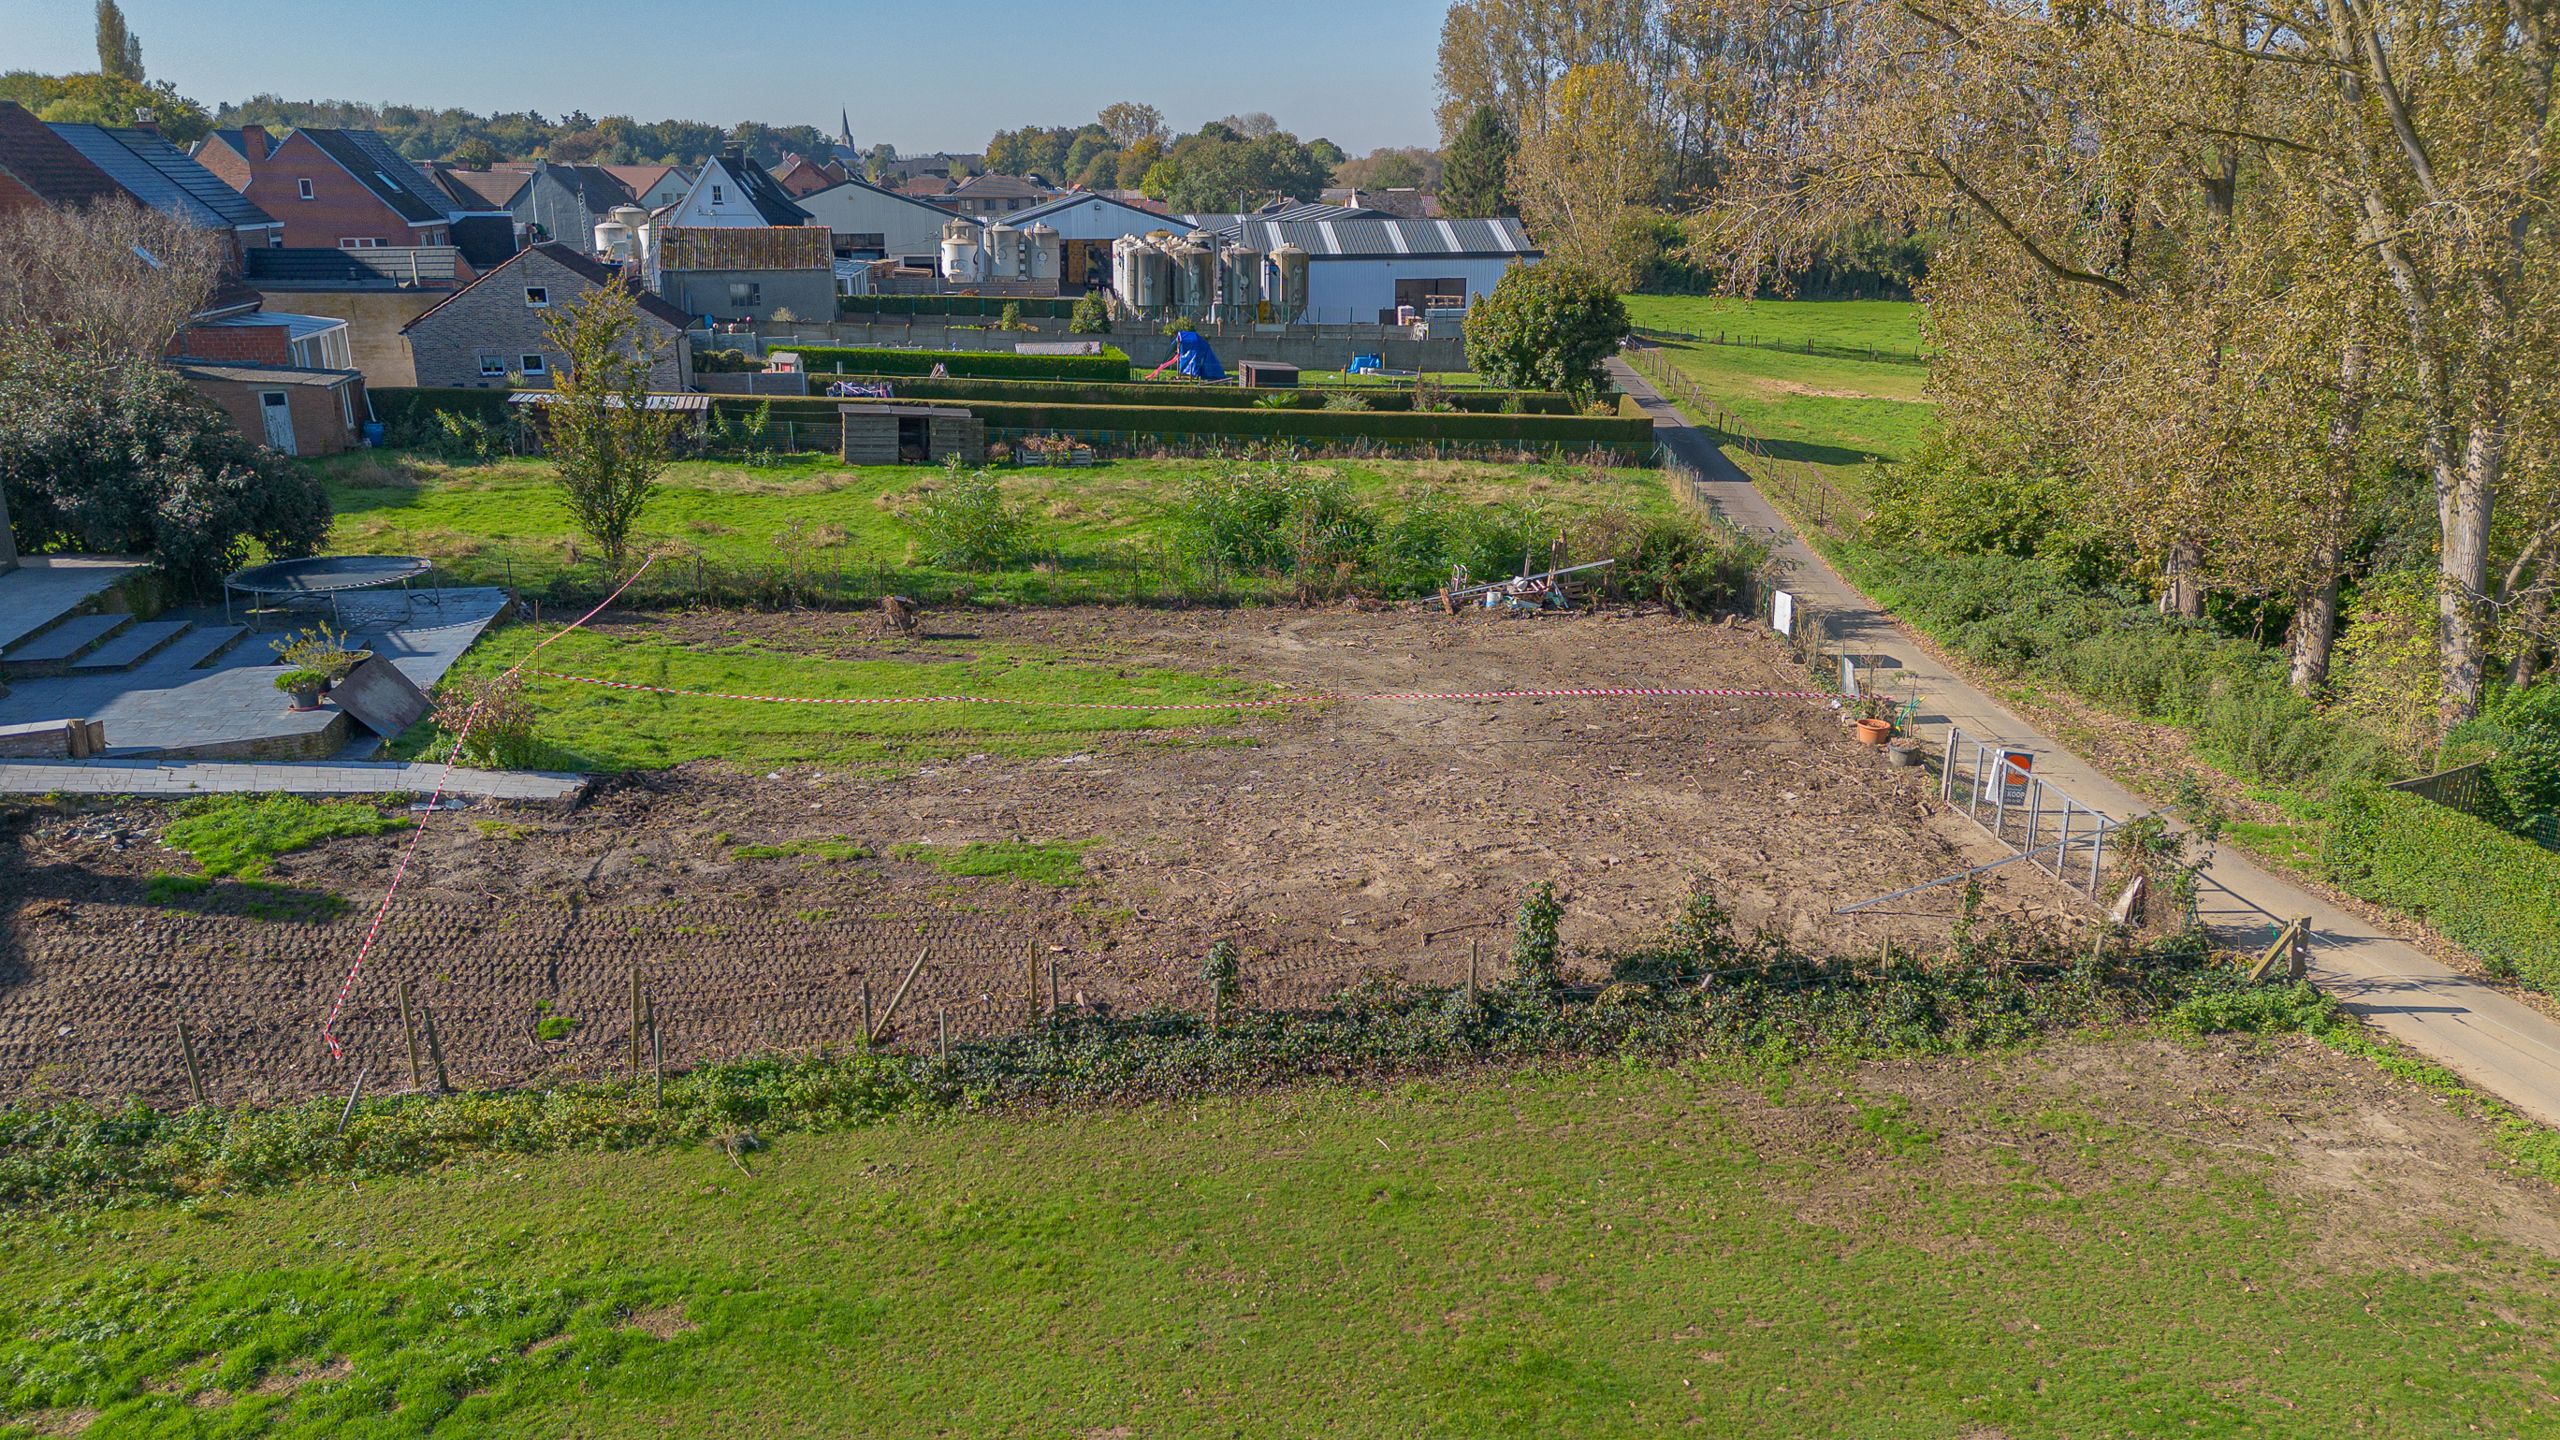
[1,0,1456,152]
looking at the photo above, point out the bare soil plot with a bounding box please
[0,606,2076,1106]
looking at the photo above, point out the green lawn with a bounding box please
[314,451,1674,605]
[1631,297,1938,508]
[1624,295,1930,356]
[5,1053,2554,1438]
[388,624,1277,774]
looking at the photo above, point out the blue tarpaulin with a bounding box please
[1172,330,1226,381]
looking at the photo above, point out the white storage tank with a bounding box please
[985,220,1021,278]
[1165,236,1214,313]
[1268,242,1309,323]
[593,216,630,260]
[1220,244,1263,319]
[1113,235,1167,310]
[1025,223,1061,283]
[940,215,981,282]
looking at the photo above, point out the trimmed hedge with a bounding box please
[830,395,1655,450]
[2325,783,2560,991]
[814,373,1586,415]
[790,345,1132,381]
[837,295,1079,319]
[371,386,513,434]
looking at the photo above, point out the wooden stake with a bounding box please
[421,1000,450,1094]
[872,946,929,1043]
[335,1064,370,1137]
[398,982,423,1090]
[1048,954,1059,1018]
[1026,939,1039,1027]
[651,1009,665,1110]
[936,1006,949,1063]
[175,1016,207,1109]
[629,967,644,1081]
[1466,939,1478,1010]
[859,977,873,1050]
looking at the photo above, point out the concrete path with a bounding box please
[0,757,586,801]
[1615,356,2560,1128]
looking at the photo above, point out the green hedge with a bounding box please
[813,373,1583,415]
[789,345,1132,381]
[370,387,513,434]
[2326,783,2560,990]
[829,395,1654,450]
[837,295,1080,320]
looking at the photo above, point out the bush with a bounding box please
[831,395,1654,452]
[793,345,1132,382]
[430,672,540,768]
[1464,262,1630,398]
[1068,291,1111,334]
[805,374,1584,414]
[2325,782,2560,991]
[2443,683,2560,826]
[903,464,1026,571]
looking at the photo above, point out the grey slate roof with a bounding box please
[1005,191,1174,228]
[45,123,277,231]
[244,246,464,290]
[713,152,813,226]
[298,129,456,225]
[400,242,693,333]
[0,102,125,210]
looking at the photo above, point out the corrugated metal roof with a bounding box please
[198,311,347,342]
[1208,216,1539,259]
[45,123,278,231]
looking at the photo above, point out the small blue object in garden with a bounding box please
[1348,354,1383,375]
[1172,330,1225,382]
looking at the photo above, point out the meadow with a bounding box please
[4,1045,2555,1438]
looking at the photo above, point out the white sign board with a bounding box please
[1839,654,1860,698]
[1772,590,1796,635]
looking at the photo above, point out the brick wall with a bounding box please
[405,248,689,391]
[182,376,357,457]
[171,322,292,366]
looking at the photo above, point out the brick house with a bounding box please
[193,126,464,253]
[171,360,367,457]
[402,242,693,390]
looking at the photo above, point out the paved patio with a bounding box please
[0,756,585,800]
[0,587,508,760]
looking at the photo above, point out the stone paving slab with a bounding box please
[0,757,586,800]
[0,557,147,653]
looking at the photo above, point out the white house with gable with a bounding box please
[659,148,813,229]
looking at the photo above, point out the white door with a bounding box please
[259,391,297,454]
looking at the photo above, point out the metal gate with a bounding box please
[1939,727,2119,900]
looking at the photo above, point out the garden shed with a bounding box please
[838,404,985,465]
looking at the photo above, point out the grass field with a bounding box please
[1630,297,1937,507]
[387,623,1273,773]
[5,1047,2555,1438]
[313,451,1675,605]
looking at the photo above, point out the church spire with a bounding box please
[836,108,856,155]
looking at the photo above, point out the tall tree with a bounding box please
[1439,104,1515,215]
[1509,63,1664,288]
[94,0,141,81]
[538,282,682,574]
[1096,101,1166,148]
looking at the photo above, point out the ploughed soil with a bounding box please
[0,605,2084,1106]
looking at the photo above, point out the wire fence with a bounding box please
[1939,727,2123,901]
[2390,761,2560,854]
[1630,324,1935,367]
[1624,343,1869,542]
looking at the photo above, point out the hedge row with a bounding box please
[2325,783,2560,992]
[788,345,1132,381]
[837,295,1080,319]
[828,395,1655,448]
[371,387,513,433]
[815,373,1585,415]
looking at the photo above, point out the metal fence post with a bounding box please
[2088,821,2108,897]
[2054,802,2074,878]
[2024,778,2041,855]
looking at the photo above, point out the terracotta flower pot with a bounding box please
[1854,717,1895,745]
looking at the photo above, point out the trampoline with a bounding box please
[224,555,437,628]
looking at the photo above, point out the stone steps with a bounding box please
[1,613,132,673]
[150,624,252,673]
[72,619,194,671]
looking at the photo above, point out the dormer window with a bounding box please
[524,286,549,308]
[297,178,314,200]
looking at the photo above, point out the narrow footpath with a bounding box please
[1614,356,2560,1128]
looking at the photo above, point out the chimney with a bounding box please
[721,144,745,165]
[133,107,157,134]
[242,125,270,161]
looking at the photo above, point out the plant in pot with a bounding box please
[270,624,372,688]
[1851,694,1897,745]
[274,667,331,710]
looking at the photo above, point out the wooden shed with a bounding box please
[838,404,985,465]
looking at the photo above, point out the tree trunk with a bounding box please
[2290,560,2341,695]
[2436,413,2503,729]
[2161,539,2205,619]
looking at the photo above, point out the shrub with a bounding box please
[2326,782,2560,991]
[2443,682,2560,825]
[2329,571,2443,764]
[1510,882,1565,1002]
[431,672,539,769]
[1463,262,1630,399]
[1068,291,1111,334]
[793,345,1132,382]
[903,464,1026,571]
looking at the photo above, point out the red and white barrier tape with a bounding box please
[518,671,1833,712]
[320,557,659,1062]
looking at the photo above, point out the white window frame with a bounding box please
[519,353,548,377]
[524,286,549,308]
[297,177,315,200]
[478,353,507,378]
[711,184,725,204]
